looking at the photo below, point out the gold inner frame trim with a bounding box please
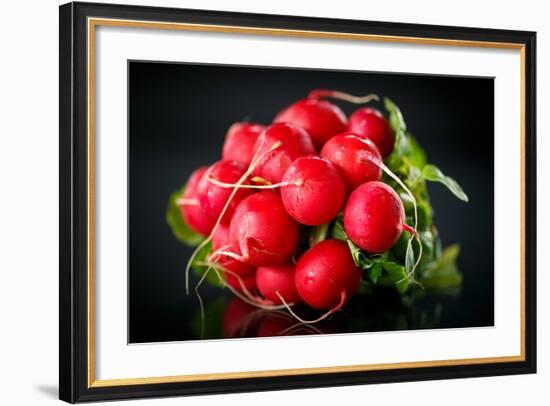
[87,17,527,388]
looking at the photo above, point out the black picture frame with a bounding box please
[59,1,537,403]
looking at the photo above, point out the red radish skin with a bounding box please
[274,98,347,149]
[211,225,255,278]
[252,123,315,184]
[179,166,215,236]
[185,138,292,295]
[212,222,232,251]
[197,160,252,224]
[344,181,412,253]
[348,107,395,157]
[295,240,360,310]
[222,122,266,166]
[320,133,383,192]
[229,191,300,266]
[225,271,257,293]
[256,263,301,304]
[280,155,346,226]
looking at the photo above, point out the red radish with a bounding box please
[222,298,257,338]
[320,133,382,192]
[280,155,346,226]
[225,271,257,293]
[211,225,255,278]
[178,166,215,236]
[212,222,232,251]
[344,181,415,253]
[252,123,315,184]
[222,122,265,166]
[256,263,301,304]
[229,191,300,266]
[197,160,252,224]
[274,98,347,149]
[185,142,284,294]
[295,240,360,310]
[348,107,395,157]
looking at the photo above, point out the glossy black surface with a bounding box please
[128,61,494,343]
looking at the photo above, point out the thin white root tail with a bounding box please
[176,197,198,206]
[275,290,346,325]
[211,249,244,263]
[193,263,215,338]
[207,250,290,310]
[308,89,380,105]
[184,136,282,294]
[206,177,295,190]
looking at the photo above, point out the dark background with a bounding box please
[128,61,494,344]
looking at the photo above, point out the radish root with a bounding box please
[275,290,346,324]
[184,136,282,294]
[206,249,290,310]
[206,177,297,190]
[308,89,379,105]
[176,197,198,206]
[193,262,216,338]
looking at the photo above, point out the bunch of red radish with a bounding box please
[179,89,419,323]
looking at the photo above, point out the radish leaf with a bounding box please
[422,165,469,202]
[166,185,204,246]
[383,262,410,294]
[308,222,330,247]
[190,242,223,287]
[384,97,407,132]
[368,262,383,284]
[420,245,463,289]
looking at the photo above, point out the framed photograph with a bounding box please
[59,2,536,403]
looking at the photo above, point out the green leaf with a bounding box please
[330,215,348,241]
[384,97,407,132]
[383,261,410,294]
[419,230,435,262]
[368,262,383,284]
[166,186,204,246]
[343,233,413,294]
[309,222,330,247]
[422,165,469,202]
[347,239,368,268]
[406,135,428,168]
[399,192,432,231]
[407,163,422,189]
[384,98,429,171]
[422,267,462,290]
[191,242,223,287]
[435,244,460,269]
[420,244,463,289]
